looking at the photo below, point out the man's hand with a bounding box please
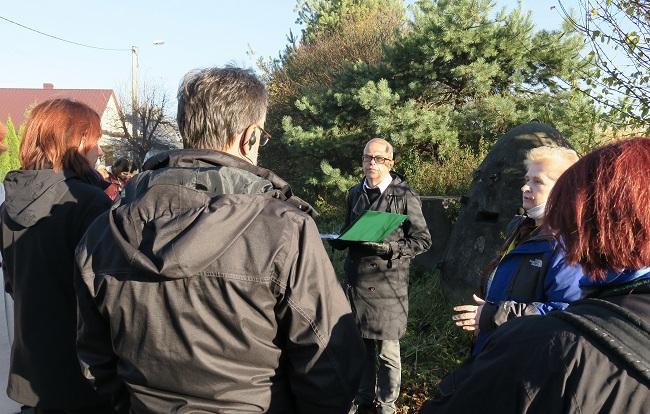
[452,294,485,331]
[359,241,392,257]
[327,238,350,250]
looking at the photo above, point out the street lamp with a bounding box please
[130,41,165,138]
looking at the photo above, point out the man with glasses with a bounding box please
[73,66,364,414]
[332,138,431,414]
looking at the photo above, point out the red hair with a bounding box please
[545,138,650,280]
[20,98,101,177]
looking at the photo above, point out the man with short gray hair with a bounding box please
[332,138,431,414]
[74,66,364,414]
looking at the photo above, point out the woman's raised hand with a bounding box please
[452,294,485,331]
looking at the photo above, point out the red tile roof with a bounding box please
[0,86,119,128]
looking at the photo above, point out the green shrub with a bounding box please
[0,119,22,180]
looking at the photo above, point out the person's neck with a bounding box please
[220,145,254,164]
[366,173,390,188]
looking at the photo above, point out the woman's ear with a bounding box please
[78,137,87,153]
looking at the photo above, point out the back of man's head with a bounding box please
[177,67,268,151]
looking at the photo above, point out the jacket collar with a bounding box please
[142,149,317,216]
[581,267,650,289]
[364,173,393,194]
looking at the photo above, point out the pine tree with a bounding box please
[262,0,605,219]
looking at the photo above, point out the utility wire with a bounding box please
[0,15,129,51]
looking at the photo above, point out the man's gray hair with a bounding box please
[364,137,394,159]
[177,67,268,150]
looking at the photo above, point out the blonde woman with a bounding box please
[453,146,584,354]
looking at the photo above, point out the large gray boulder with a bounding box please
[440,122,572,303]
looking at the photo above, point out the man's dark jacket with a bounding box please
[343,172,431,340]
[1,169,112,409]
[420,276,650,413]
[74,150,364,414]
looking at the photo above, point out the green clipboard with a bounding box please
[338,210,407,242]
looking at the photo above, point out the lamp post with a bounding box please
[131,46,138,139]
[130,41,164,139]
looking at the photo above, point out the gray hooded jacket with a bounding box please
[74,149,364,414]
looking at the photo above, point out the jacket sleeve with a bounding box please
[342,189,354,230]
[2,259,11,297]
[479,248,583,331]
[278,215,364,414]
[74,259,129,412]
[1,206,12,297]
[389,188,432,260]
[536,252,583,313]
[479,300,540,330]
[419,318,570,414]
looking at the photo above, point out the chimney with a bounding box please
[43,83,54,90]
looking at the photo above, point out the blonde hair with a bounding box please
[524,146,579,180]
[525,146,578,166]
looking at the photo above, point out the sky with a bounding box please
[0,0,577,109]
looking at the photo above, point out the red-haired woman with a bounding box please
[421,138,650,413]
[0,99,113,413]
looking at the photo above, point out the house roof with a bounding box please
[0,85,118,128]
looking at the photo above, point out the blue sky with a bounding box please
[1,0,573,106]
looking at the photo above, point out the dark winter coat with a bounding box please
[343,172,431,340]
[421,274,650,414]
[0,169,112,409]
[474,216,583,354]
[74,149,364,414]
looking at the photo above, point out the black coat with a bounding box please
[343,172,431,340]
[1,169,112,409]
[421,278,650,413]
[74,150,364,414]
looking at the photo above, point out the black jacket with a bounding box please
[343,172,431,340]
[421,278,650,413]
[1,169,112,409]
[74,149,364,414]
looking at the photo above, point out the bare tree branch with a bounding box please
[558,0,650,129]
[108,83,180,166]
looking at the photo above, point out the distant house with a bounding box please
[0,83,123,149]
[0,84,180,165]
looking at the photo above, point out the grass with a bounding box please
[396,267,470,412]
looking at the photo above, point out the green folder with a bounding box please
[338,210,408,242]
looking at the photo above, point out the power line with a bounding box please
[0,15,129,52]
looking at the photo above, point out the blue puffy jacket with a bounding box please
[473,218,583,354]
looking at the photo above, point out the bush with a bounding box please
[0,119,22,180]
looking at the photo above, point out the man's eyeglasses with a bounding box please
[257,125,272,147]
[362,155,392,164]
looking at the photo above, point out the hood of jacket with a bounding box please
[3,169,83,228]
[109,149,315,280]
